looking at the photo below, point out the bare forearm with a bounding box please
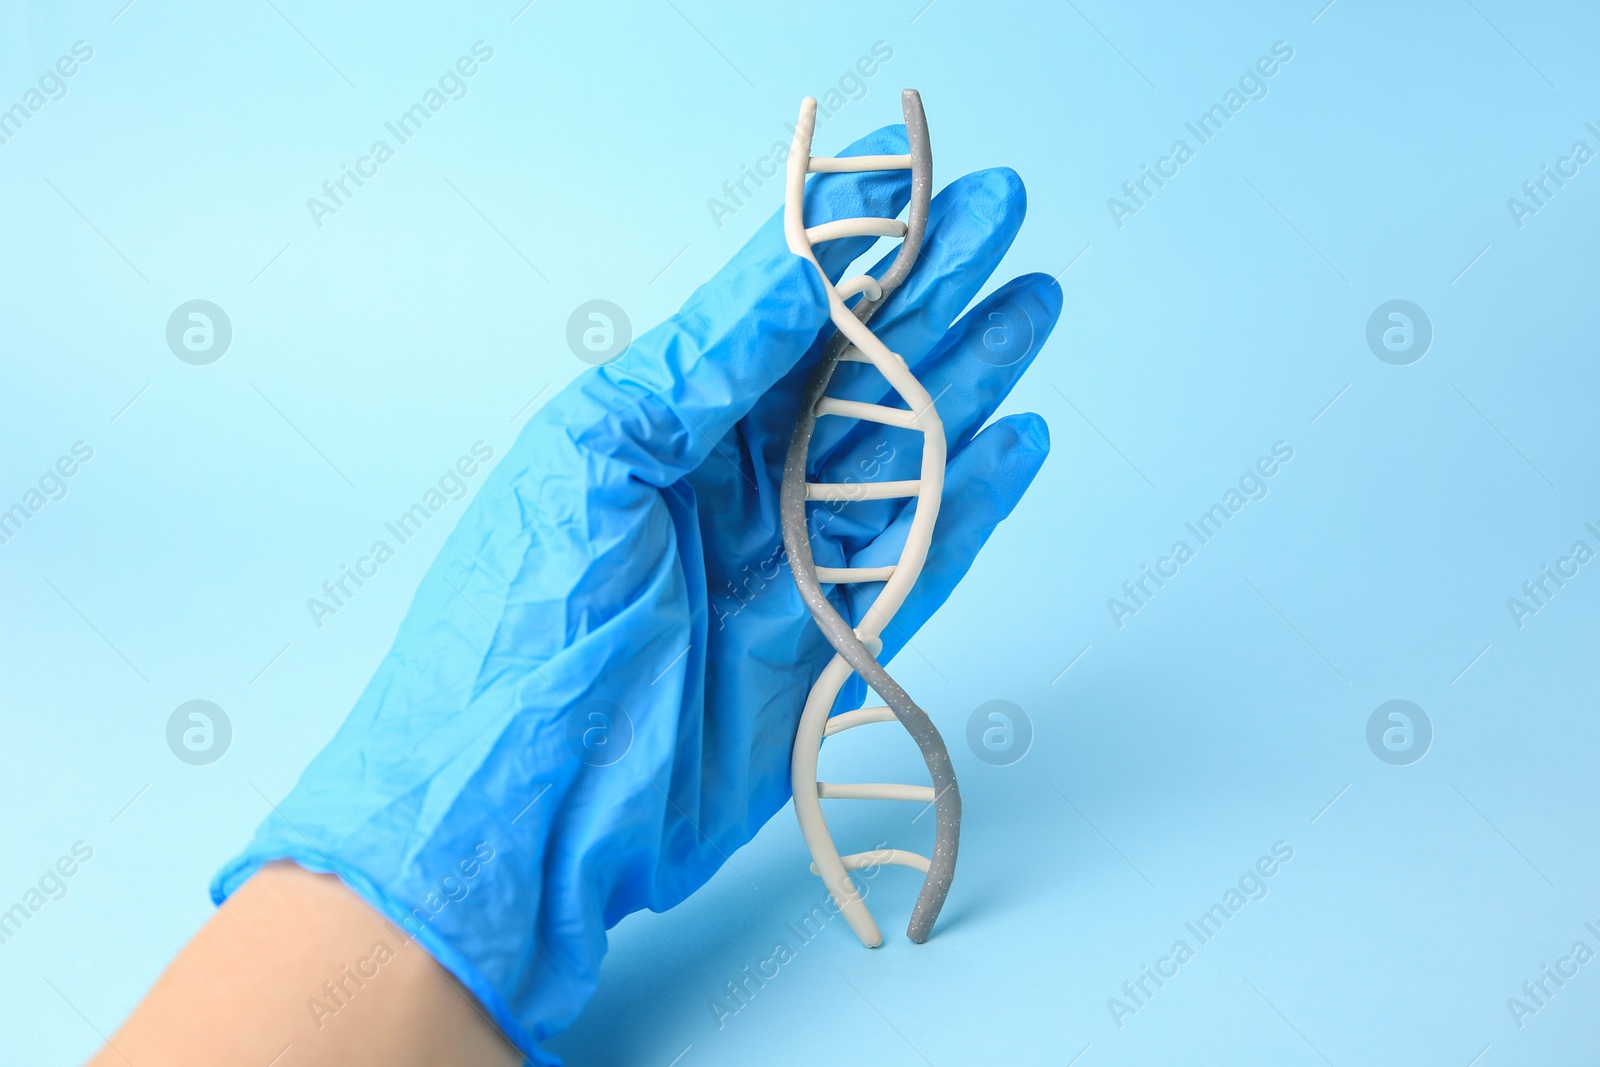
[89,862,521,1067]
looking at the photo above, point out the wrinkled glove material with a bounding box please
[212,124,1057,1065]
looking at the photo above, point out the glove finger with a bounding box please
[837,412,1050,663]
[804,166,1029,466]
[812,272,1061,554]
[550,125,914,489]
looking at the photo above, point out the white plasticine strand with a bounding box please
[834,344,910,366]
[817,782,937,802]
[780,90,961,947]
[811,341,944,640]
[811,849,932,875]
[823,705,899,735]
[813,396,924,430]
[804,479,921,501]
[835,276,883,302]
[814,565,897,584]
[789,656,879,944]
[784,96,948,720]
[805,217,910,244]
[808,153,914,173]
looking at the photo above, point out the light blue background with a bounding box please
[2,1,1597,1064]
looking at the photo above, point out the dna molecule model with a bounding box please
[779,89,961,948]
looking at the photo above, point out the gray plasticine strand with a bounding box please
[779,90,960,944]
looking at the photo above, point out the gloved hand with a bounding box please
[212,122,1061,1064]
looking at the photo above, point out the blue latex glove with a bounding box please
[212,123,1061,1063]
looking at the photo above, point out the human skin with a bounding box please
[87,862,520,1067]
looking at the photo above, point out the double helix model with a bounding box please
[779,88,960,947]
